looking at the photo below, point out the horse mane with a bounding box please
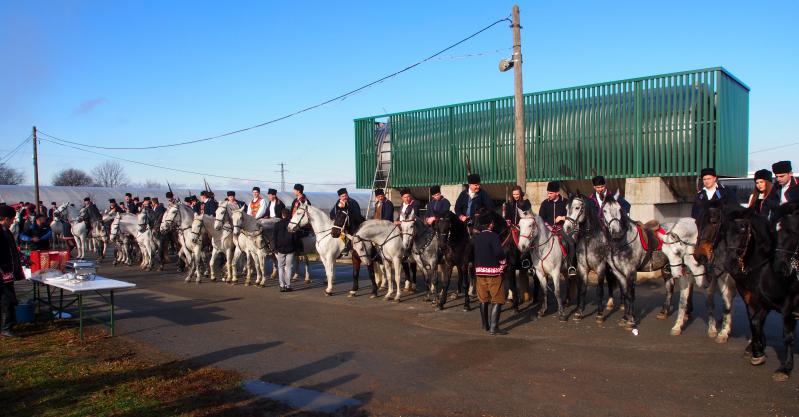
[775,202,799,220]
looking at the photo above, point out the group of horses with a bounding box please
[25,195,799,381]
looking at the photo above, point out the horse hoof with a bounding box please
[773,371,790,382]
[462,305,470,312]
[656,311,668,320]
[325,290,333,296]
[393,299,401,304]
[304,278,311,283]
[558,315,567,322]
[596,315,605,324]
[573,313,583,321]
[537,311,546,318]
[436,305,444,311]
[369,294,378,299]
[348,291,357,298]
[750,355,767,366]
[707,329,719,339]
[715,334,729,344]
[670,327,682,336]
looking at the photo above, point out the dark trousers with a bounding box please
[0,283,17,331]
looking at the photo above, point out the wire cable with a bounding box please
[749,141,799,155]
[0,135,32,164]
[40,137,355,186]
[36,16,512,150]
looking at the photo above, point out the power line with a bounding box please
[39,136,355,186]
[36,16,511,151]
[0,135,32,164]
[749,141,799,155]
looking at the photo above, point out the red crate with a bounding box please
[30,250,70,273]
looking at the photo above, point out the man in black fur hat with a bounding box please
[767,160,798,223]
[454,174,494,224]
[424,185,451,225]
[588,175,630,216]
[372,188,394,221]
[472,211,507,335]
[290,183,311,216]
[264,188,285,219]
[691,167,738,222]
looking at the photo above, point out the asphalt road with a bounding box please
[84,261,798,416]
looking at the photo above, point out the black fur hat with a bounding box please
[374,188,384,196]
[166,191,174,198]
[400,188,412,196]
[267,188,277,195]
[772,160,792,175]
[430,185,441,195]
[252,186,260,193]
[700,167,717,178]
[547,181,560,193]
[337,188,348,196]
[293,183,304,193]
[467,173,481,184]
[226,191,235,197]
[753,169,772,182]
[591,176,606,186]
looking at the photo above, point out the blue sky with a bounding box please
[1,0,797,192]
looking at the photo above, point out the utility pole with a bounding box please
[512,4,526,189]
[276,162,286,192]
[32,126,41,215]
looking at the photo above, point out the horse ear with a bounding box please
[517,208,528,219]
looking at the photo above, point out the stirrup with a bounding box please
[568,266,577,277]
[520,259,531,269]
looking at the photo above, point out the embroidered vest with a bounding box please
[250,198,263,216]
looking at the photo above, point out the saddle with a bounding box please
[635,221,664,252]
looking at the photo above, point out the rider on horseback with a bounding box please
[372,189,394,221]
[424,185,450,226]
[82,197,102,233]
[454,174,494,227]
[330,188,364,257]
[538,182,577,278]
[691,168,738,228]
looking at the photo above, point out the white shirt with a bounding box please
[268,200,277,217]
[594,192,604,206]
[781,184,789,205]
[703,186,718,200]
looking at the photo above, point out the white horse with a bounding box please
[230,208,269,286]
[516,209,568,320]
[10,209,22,241]
[288,202,348,296]
[136,210,159,271]
[161,203,203,282]
[110,212,140,266]
[661,218,734,343]
[53,203,89,259]
[398,210,440,302]
[212,202,242,283]
[348,220,405,302]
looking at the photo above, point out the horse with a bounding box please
[191,212,235,282]
[53,203,89,259]
[347,220,405,302]
[110,212,140,267]
[724,207,799,381]
[563,194,611,321]
[516,209,568,320]
[81,205,109,263]
[398,210,440,302]
[686,200,738,343]
[288,202,360,296]
[433,211,474,311]
[10,209,22,242]
[135,210,160,271]
[230,208,269,286]
[212,202,244,283]
[161,202,203,282]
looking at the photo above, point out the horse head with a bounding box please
[434,212,454,248]
[137,211,150,233]
[348,234,373,266]
[190,213,204,244]
[694,200,725,265]
[214,204,228,231]
[288,202,309,233]
[515,208,538,253]
[600,196,626,240]
[398,208,417,251]
[331,209,349,239]
[109,214,121,241]
[564,193,589,235]
[723,209,755,275]
[230,207,247,236]
[774,203,799,276]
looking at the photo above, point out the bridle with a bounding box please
[138,211,151,233]
[214,208,233,232]
[288,204,308,230]
[191,216,205,244]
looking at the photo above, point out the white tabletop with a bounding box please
[28,273,136,293]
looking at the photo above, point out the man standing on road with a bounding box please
[0,205,23,337]
[473,213,507,335]
[272,209,299,292]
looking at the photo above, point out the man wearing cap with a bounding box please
[290,184,311,215]
[123,192,139,214]
[82,197,102,232]
[538,182,577,277]
[0,204,23,337]
[396,188,420,223]
[248,187,266,219]
[108,198,124,214]
[454,174,494,224]
[151,197,165,218]
[264,189,285,219]
[330,188,364,234]
[424,185,451,225]
[372,189,394,221]
[747,169,775,219]
[165,191,178,206]
[225,191,245,210]
[141,197,153,211]
[199,192,218,216]
[768,160,799,208]
[20,214,52,251]
[505,185,532,226]
[472,212,507,335]
[588,176,630,216]
[691,168,738,222]
[48,202,57,222]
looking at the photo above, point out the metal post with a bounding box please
[110,290,115,336]
[512,5,526,188]
[32,126,41,215]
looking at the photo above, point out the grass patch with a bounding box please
[0,321,330,417]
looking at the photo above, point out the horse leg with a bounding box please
[437,265,453,310]
[350,252,361,296]
[705,276,719,338]
[324,253,336,295]
[392,258,403,303]
[367,264,379,298]
[657,275,675,320]
[303,254,311,282]
[749,307,769,366]
[625,273,637,328]
[208,248,218,281]
[460,264,472,311]
[536,270,548,318]
[774,308,796,381]
[716,274,735,343]
[574,262,591,321]
[553,271,566,321]
[270,253,278,279]
[506,269,520,313]
[605,273,617,311]
[670,276,692,335]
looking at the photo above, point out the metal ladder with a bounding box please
[365,123,391,219]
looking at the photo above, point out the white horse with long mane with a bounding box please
[52,203,89,258]
[230,208,271,286]
[287,202,346,295]
[161,202,203,282]
[347,219,405,302]
[516,208,568,320]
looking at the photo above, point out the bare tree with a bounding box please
[52,168,94,186]
[92,161,128,188]
[0,163,24,185]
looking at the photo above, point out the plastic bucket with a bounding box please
[15,301,35,323]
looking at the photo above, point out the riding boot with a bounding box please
[489,303,505,335]
[480,302,490,331]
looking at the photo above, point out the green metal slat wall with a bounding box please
[354,67,749,189]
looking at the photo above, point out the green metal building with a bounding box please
[354,67,749,191]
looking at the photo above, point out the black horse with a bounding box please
[434,211,474,311]
[724,206,799,381]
